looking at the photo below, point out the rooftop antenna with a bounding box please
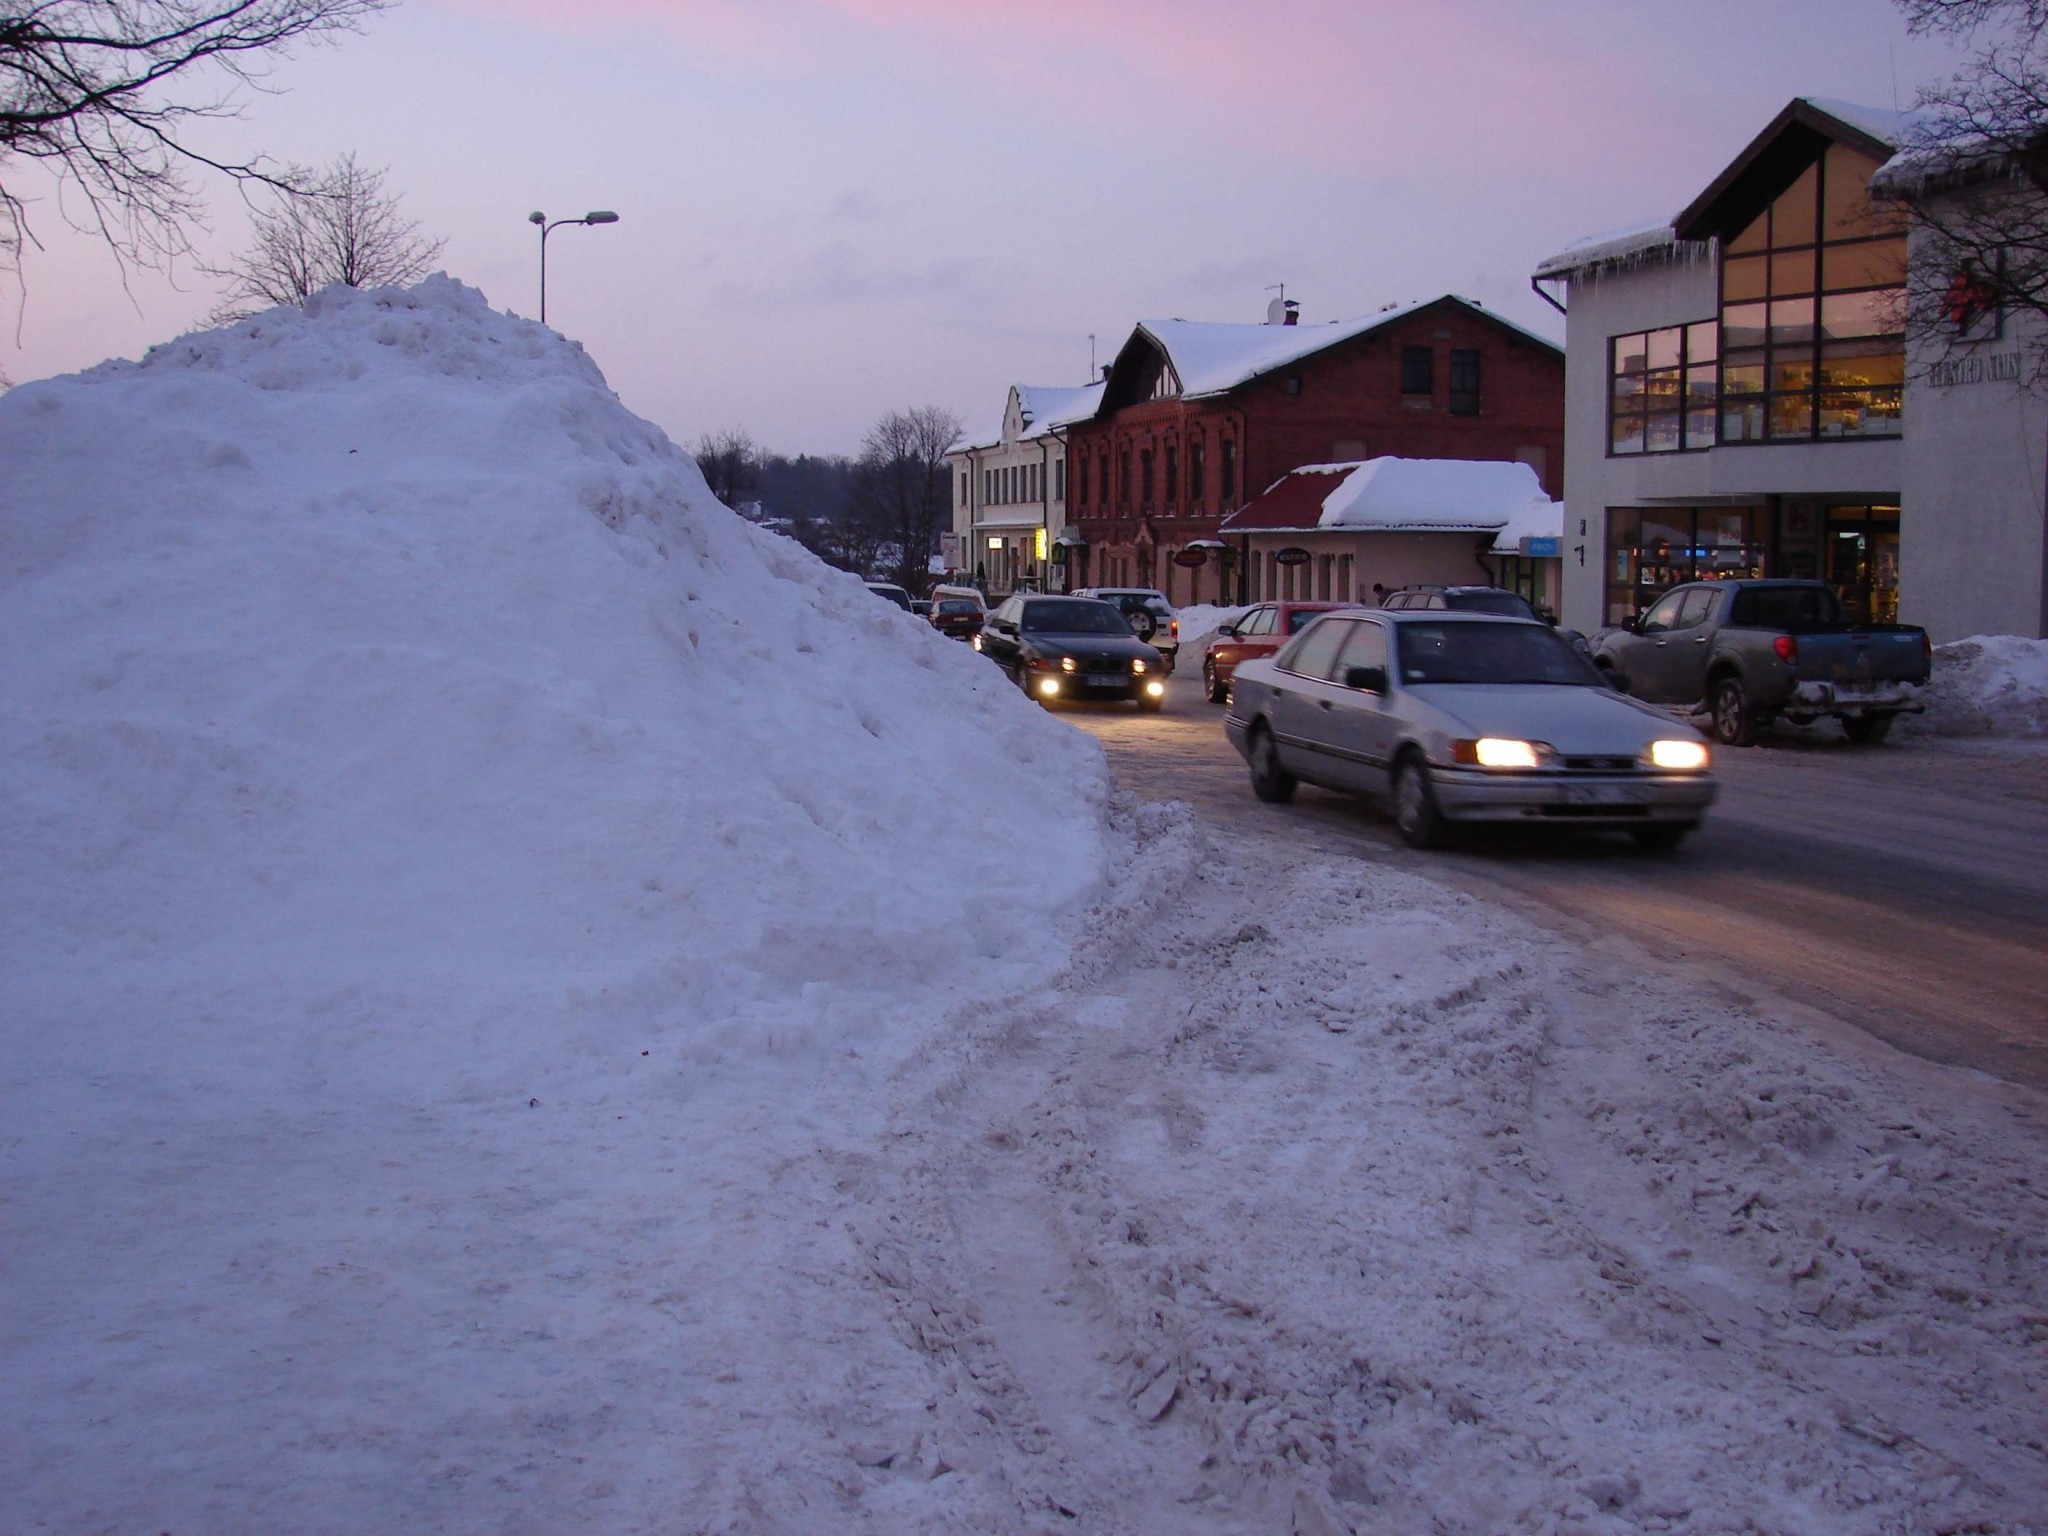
[1088,332,1096,383]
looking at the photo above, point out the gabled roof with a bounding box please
[1221,457,1560,537]
[1535,97,1935,279]
[1015,382,1105,440]
[1095,296,1559,413]
[954,380,1107,454]
[1674,96,1932,242]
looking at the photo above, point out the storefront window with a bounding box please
[1603,506,1768,623]
[1719,142,1905,444]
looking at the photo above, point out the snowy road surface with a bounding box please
[1070,670,2048,1092]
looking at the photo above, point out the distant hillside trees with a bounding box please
[0,0,391,292]
[851,406,961,592]
[207,153,442,320]
[693,427,761,510]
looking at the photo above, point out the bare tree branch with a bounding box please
[0,1,390,288]
[852,405,961,590]
[202,150,440,319]
[692,426,760,511]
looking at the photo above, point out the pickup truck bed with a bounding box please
[1593,579,1930,746]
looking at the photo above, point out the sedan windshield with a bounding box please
[1397,623,1603,686]
[1021,600,1132,636]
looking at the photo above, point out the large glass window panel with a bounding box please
[1770,248,1817,296]
[1773,357,1816,394]
[1722,350,1766,394]
[1646,412,1683,453]
[1822,239,1906,292]
[1824,144,1903,239]
[1819,388,1903,438]
[1819,338,1904,389]
[1770,394,1815,438]
[1820,288,1903,339]
[1728,211,1768,255]
[1723,398,1766,442]
[1612,371,1646,405]
[1646,328,1683,370]
[1643,369,1682,409]
[1612,414,1646,454]
[1722,254,1768,301]
[1770,297,1816,346]
[1686,321,1719,363]
[1685,364,1718,406]
[1724,303,1769,350]
[1614,333,1649,373]
[1773,162,1820,245]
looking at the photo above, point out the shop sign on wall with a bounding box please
[1925,350,2024,388]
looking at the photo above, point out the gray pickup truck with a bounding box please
[1593,579,1930,745]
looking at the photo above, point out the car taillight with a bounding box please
[1170,619,1179,638]
[1773,634,1799,665]
[1922,632,1932,665]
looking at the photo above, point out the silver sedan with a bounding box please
[1224,610,1718,849]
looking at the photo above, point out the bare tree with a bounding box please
[851,405,960,589]
[0,1,390,287]
[692,426,761,511]
[1887,0,2048,382]
[205,151,439,318]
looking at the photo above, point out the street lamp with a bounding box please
[528,209,620,325]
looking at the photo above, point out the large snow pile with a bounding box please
[0,278,1110,1529]
[1909,634,2048,737]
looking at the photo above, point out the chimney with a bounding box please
[1283,300,1299,326]
[1101,364,1112,381]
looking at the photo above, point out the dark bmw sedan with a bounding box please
[975,595,1167,710]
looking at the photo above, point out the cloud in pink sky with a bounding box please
[3,0,1968,452]
[433,0,1624,180]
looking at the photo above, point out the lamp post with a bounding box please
[528,209,619,325]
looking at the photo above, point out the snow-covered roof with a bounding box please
[1222,456,1560,537]
[1796,97,1934,151]
[1135,296,1559,402]
[1532,218,1685,280]
[1016,381,1105,439]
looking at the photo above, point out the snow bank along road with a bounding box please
[1069,671,2048,1094]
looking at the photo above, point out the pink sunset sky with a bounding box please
[5,0,1966,453]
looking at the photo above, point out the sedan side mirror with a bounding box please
[1343,664,1388,693]
[1216,622,1238,637]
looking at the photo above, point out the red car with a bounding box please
[1202,601,1349,702]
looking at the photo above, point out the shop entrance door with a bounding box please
[1825,505,1901,624]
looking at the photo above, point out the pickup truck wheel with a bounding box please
[1247,724,1296,804]
[1392,754,1447,850]
[1204,659,1228,704]
[1709,677,1760,747]
[1630,822,1697,852]
[1842,713,1894,745]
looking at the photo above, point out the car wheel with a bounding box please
[1710,677,1759,747]
[1630,821,1697,852]
[1842,713,1894,745]
[1204,659,1228,704]
[1247,724,1296,804]
[1392,754,1446,849]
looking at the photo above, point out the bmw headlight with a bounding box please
[1060,655,1077,674]
[1648,739,1710,771]
[1132,658,1148,675]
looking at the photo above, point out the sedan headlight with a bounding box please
[1132,658,1148,675]
[1060,655,1077,674]
[1452,737,1543,769]
[1648,738,1710,771]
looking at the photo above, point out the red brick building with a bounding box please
[1060,296,1565,604]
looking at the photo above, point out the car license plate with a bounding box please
[1561,782,1650,805]
[1085,675,1127,688]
